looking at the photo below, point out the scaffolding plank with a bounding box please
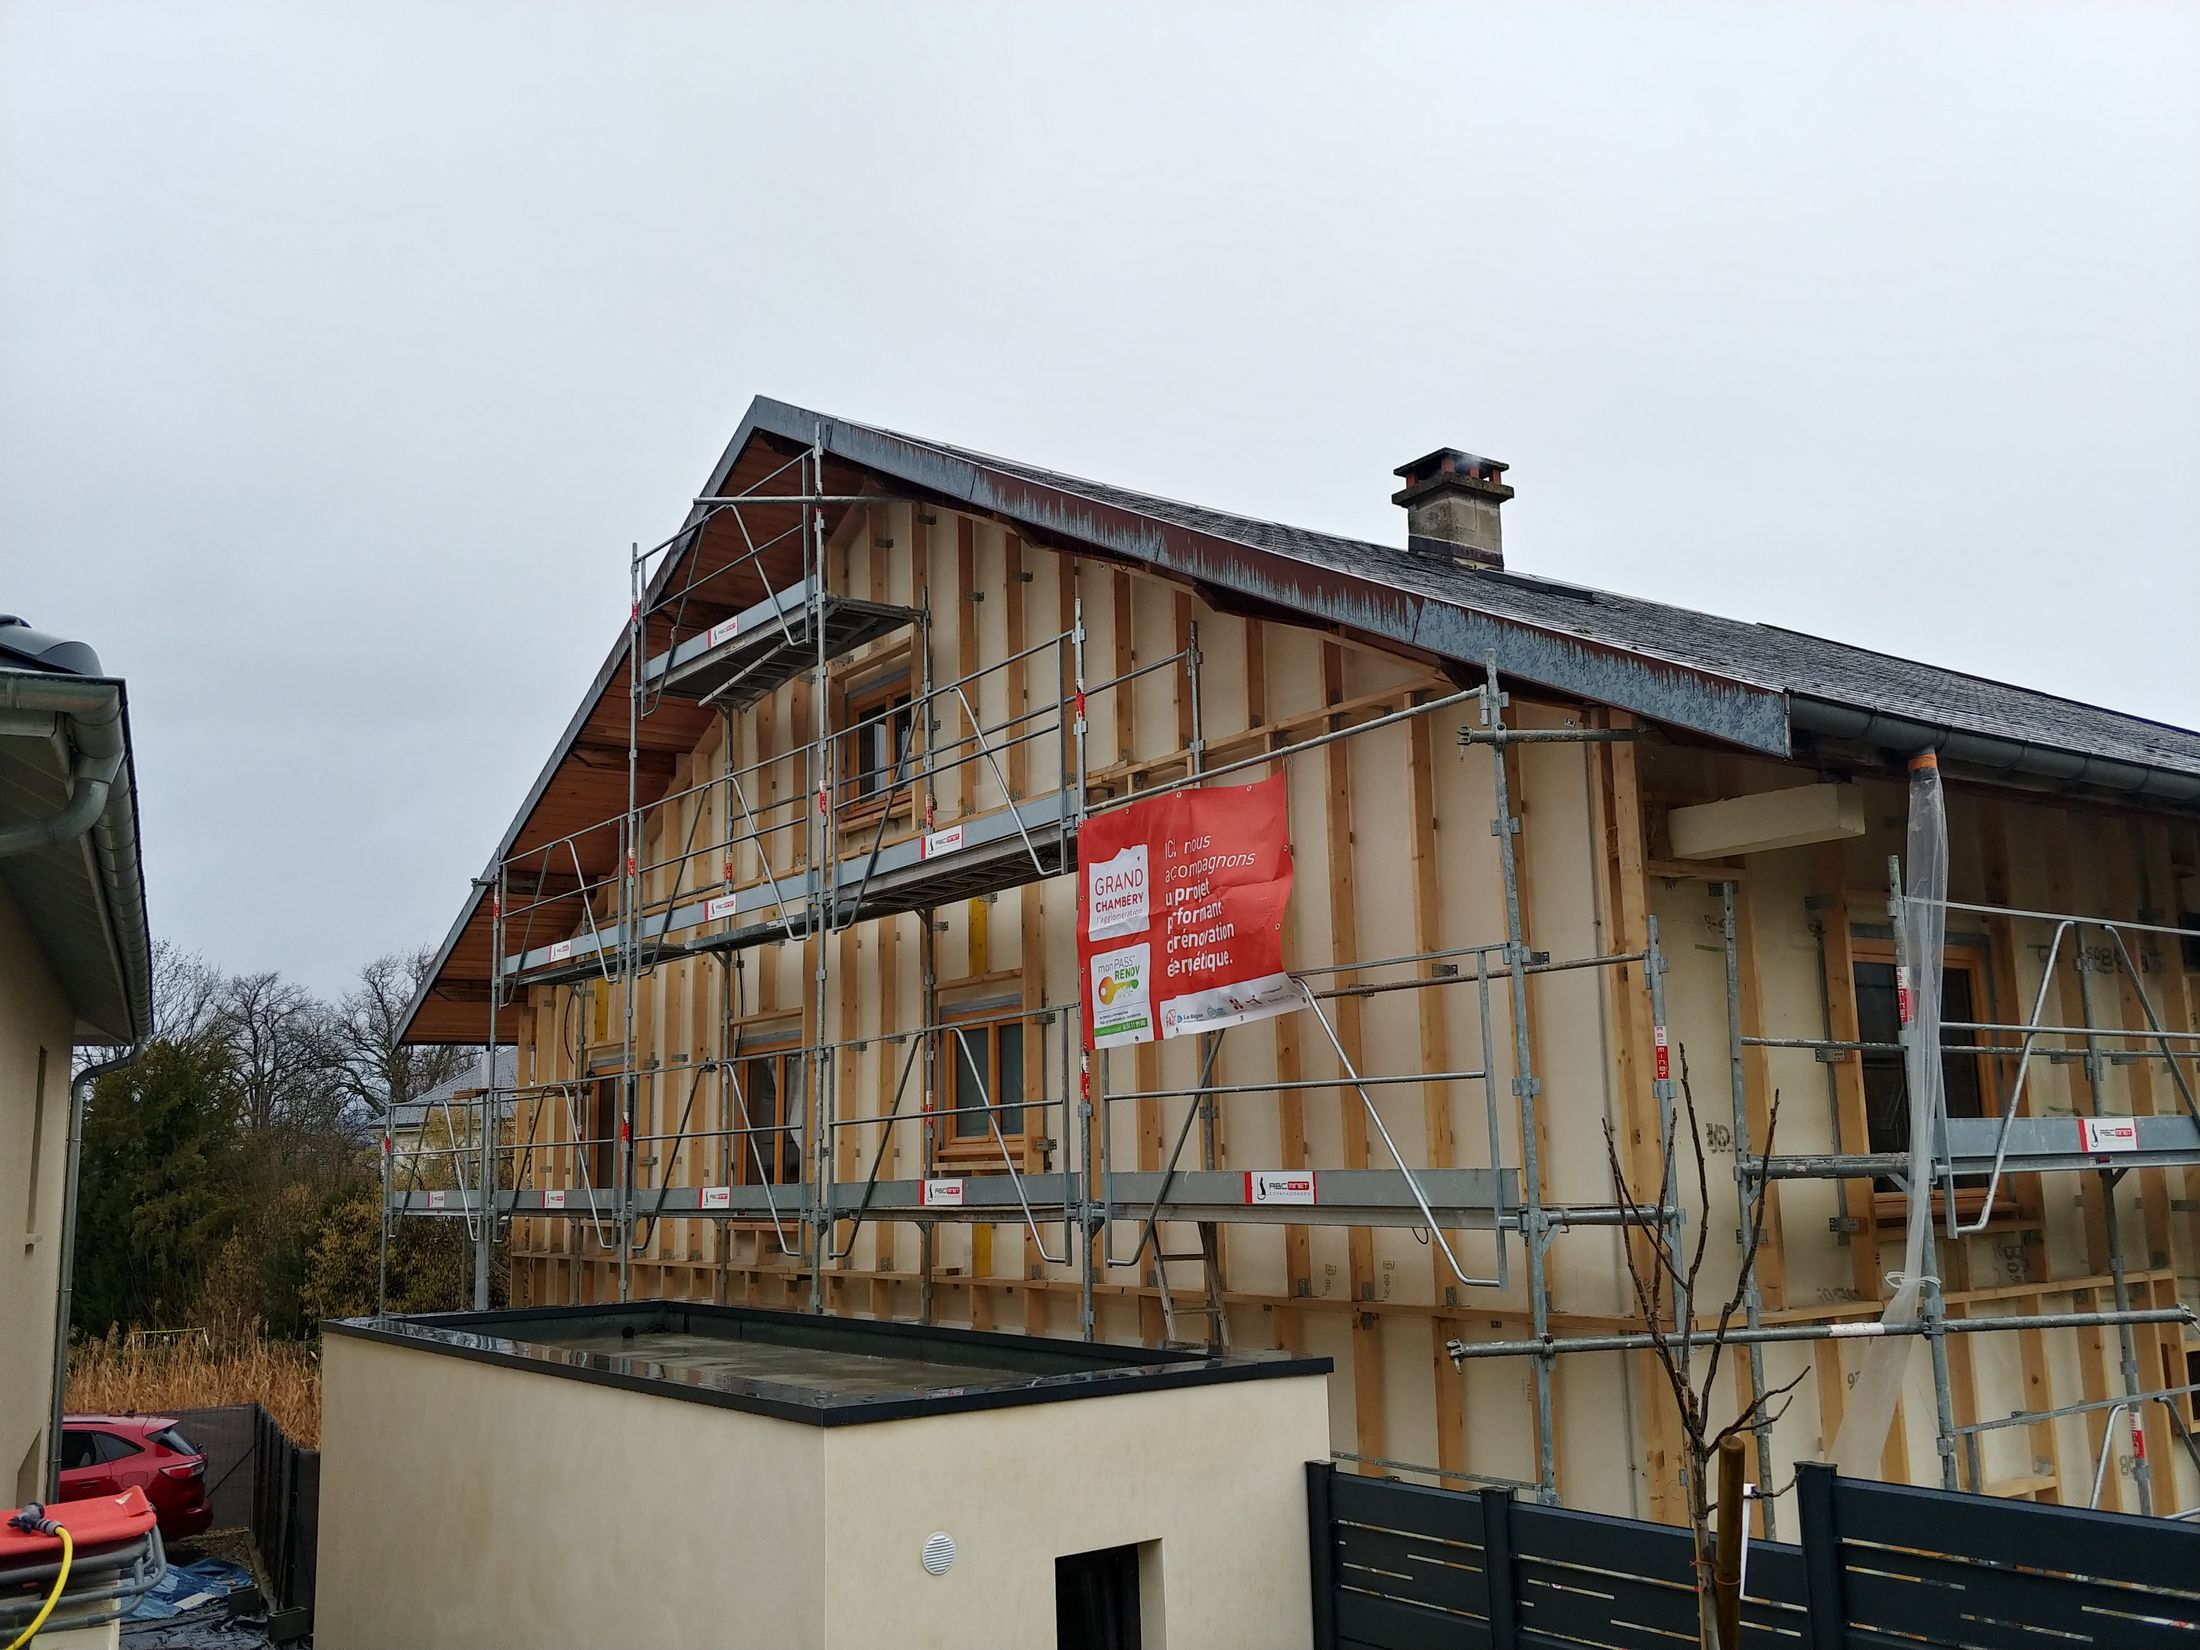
[397,1167,1528,1228]
[1755,1114,2200,1180]
[645,580,917,709]
[501,792,1075,986]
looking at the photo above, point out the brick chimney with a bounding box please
[1391,449,1512,570]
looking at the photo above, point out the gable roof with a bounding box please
[400,396,2200,1042]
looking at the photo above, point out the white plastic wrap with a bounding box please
[1830,753,1946,1476]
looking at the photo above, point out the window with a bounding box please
[150,1427,195,1457]
[1853,949,1992,1207]
[1056,1543,1143,1650]
[942,1010,1025,1151]
[59,1431,138,1471]
[841,672,916,810]
[585,1060,622,1193]
[732,1041,806,1186]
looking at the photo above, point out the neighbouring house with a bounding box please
[0,615,150,1506]
[398,400,2200,1528]
[383,1047,516,1166]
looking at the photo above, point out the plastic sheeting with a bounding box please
[1831,753,1946,1476]
[126,1556,254,1622]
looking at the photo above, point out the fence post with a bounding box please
[1797,1462,1844,1650]
[1306,1461,1338,1650]
[1478,1487,1520,1650]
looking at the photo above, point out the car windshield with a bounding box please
[149,1426,194,1455]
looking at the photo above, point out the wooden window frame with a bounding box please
[582,1045,624,1195]
[727,1032,807,1193]
[1849,937,2004,1225]
[935,997,1036,1169]
[836,655,918,831]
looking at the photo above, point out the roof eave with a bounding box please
[745,398,1796,757]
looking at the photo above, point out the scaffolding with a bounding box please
[384,434,2200,1520]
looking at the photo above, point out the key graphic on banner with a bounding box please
[1076,773,1295,1049]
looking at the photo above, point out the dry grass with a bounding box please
[65,1329,321,1445]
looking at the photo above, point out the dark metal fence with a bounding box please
[169,1403,259,1532]
[1309,1459,2200,1650]
[170,1403,319,1624]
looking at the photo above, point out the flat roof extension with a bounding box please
[326,1302,1331,1427]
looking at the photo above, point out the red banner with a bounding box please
[1076,774,1295,1050]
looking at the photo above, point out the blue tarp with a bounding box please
[128,1556,254,1621]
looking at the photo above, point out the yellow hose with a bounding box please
[4,1525,72,1650]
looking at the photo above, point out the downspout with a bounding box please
[0,676,126,857]
[48,1044,140,1498]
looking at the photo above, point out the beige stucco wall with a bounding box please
[318,1330,1328,1650]
[316,1334,829,1650]
[0,877,75,1505]
[821,1373,1330,1649]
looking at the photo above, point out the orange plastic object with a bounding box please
[0,1489,156,1561]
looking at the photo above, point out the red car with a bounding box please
[57,1415,212,1541]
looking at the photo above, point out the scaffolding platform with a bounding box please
[646,578,917,709]
[398,1167,1526,1230]
[1753,1113,2200,1181]
[502,792,1076,988]
[1097,1168,1522,1229]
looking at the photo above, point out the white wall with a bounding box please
[822,1374,1330,1649]
[318,1328,1329,1650]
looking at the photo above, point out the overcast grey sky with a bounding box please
[4,2,2195,997]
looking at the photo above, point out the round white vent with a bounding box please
[921,1531,956,1576]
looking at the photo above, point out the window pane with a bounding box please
[740,1057,777,1184]
[783,1054,805,1182]
[95,1432,141,1463]
[892,701,915,785]
[150,1427,195,1456]
[1940,972,1984,1120]
[996,1023,1025,1137]
[1854,962,1908,1158]
[1854,960,1990,1166]
[953,1030,988,1138]
[60,1431,96,1471]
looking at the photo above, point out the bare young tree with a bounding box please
[149,937,225,1046]
[331,947,470,1125]
[1604,1046,1799,1650]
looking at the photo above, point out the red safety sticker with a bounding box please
[1896,965,1914,1025]
[1653,1025,1670,1081]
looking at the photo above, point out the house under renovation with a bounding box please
[397,399,2200,1530]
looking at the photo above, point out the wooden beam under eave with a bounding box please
[1667,782,1865,861]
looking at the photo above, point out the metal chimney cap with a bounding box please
[1393,448,1508,485]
